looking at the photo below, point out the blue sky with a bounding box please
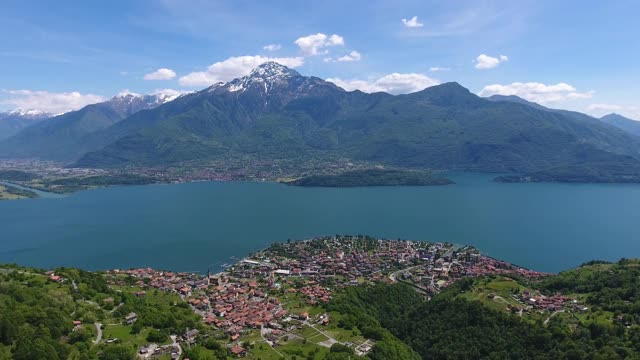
[1,0,638,118]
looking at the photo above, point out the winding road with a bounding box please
[93,323,102,345]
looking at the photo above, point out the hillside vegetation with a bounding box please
[330,259,640,360]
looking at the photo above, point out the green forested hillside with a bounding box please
[329,259,640,360]
[2,258,640,359]
[0,265,203,360]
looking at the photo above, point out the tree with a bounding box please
[101,345,135,360]
[146,329,168,343]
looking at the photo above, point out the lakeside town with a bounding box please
[93,235,594,358]
[0,157,378,188]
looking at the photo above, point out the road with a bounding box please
[260,325,284,357]
[389,265,421,282]
[389,265,430,294]
[93,323,102,345]
[544,310,565,325]
[305,321,344,348]
[492,295,512,305]
[170,335,182,359]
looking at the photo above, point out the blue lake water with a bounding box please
[1,173,639,273]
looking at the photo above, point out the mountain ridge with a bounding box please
[600,113,640,137]
[3,62,640,183]
[0,110,52,140]
[0,92,185,161]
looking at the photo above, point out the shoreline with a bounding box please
[5,236,554,277]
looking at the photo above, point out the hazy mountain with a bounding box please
[0,110,51,140]
[0,92,182,161]
[70,63,640,175]
[485,94,550,111]
[601,113,640,137]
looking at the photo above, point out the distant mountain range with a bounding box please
[0,92,182,161]
[600,113,640,137]
[2,62,640,181]
[0,110,52,141]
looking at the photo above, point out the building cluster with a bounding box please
[399,247,549,294]
[253,236,452,283]
[105,267,207,294]
[200,278,288,339]
[105,236,560,358]
[516,290,587,312]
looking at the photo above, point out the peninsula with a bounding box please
[284,169,454,187]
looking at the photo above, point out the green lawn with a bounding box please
[102,325,154,347]
[103,324,134,342]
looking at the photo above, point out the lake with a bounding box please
[1,173,639,273]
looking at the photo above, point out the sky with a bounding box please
[1,0,639,119]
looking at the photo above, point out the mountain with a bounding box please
[0,92,181,161]
[485,94,550,111]
[71,63,640,175]
[0,110,51,140]
[4,62,640,179]
[601,113,640,137]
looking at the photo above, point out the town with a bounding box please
[100,235,589,358]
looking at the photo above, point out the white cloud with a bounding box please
[327,73,440,95]
[587,103,623,111]
[178,55,304,87]
[429,66,450,72]
[294,33,344,56]
[336,51,362,62]
[325,51,362,62]
[402,16,424,28]
[1,90,105,114]
[475,54,508,69]
[479,82,594,103]
[143,68,177,80]
[150,88,191,102]
[263,44,282,52]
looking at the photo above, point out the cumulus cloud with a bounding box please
[1,90,105,114]
[263,44,282,52]
[325,51,362,63]
[179,55,304,87]
[429,67,450,72]
[143,68,177,80]
[475,54,508,69]
[327,73,440,95]
[336,51,362,62]
[402,16,424,28]
[479,82,594,103]
[294,33,344,56]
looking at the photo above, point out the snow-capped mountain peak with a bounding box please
[217,62,303,95]
[114,90,143,100]
[248,61,300,80]
[203,62,343,111]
